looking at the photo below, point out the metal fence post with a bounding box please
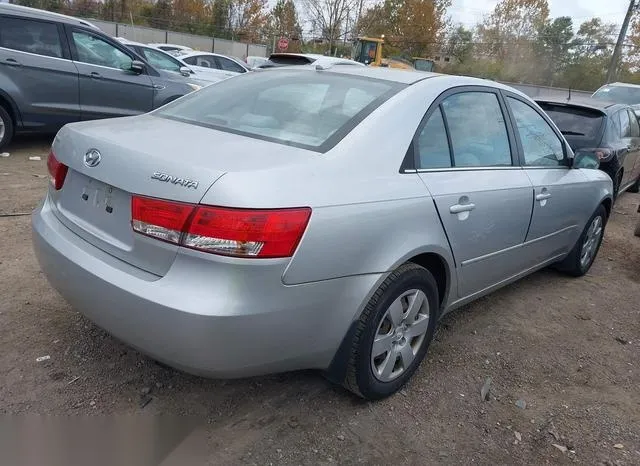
[165,30,168,43]
[212,38,215,53]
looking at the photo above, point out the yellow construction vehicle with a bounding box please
[351,36,435,72]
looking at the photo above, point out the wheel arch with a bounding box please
[324,248,454,385]
[0,90,21,128]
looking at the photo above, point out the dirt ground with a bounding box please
[1,136,639,465]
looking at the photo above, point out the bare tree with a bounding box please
[304,0,358,53]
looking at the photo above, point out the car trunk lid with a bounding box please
[49,115,313,276]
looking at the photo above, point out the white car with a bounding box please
[147,43,193,55]
[245,55,268,69]
[258,53,365,69]
[114,38,228,84]
[175,51,251,78]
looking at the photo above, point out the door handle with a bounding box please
[449,203,476,214]
[89,71,102,79]
[536,193,551,201]
[3,58,21,67]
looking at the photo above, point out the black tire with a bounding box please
[628,175,639,193]
[0,105,14,151]
[635,218,640,238]
[556,205,607,277]
[342,263,439,400]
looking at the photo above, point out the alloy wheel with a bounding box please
[371,289,430,382]
[580,215,603,269]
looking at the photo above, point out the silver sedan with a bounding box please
[32,67,613,399]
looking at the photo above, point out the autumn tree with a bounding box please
[396,0,450,57]
[230,0,269,42]
[269,0,303,51]
[535,16,573,85]
[305,0,360,54]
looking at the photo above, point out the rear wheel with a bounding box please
[635,216,640,237]
[613,171,623,201]
[557,205,607,277]
[628,175,639,193]
[0,105,14,151]
[342,263,439,400]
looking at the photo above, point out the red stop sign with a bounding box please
[278,38,289,51]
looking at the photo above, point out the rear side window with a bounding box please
[538,103,604,138]
[185,55,216,68]
[507,97,564,166]
[0,16,63,58]
[416,107,451,168]
[442,92,512,167]
[156,70,404,151]
[72,31,132,69]
[618,110,631,138]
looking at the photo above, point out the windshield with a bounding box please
[155,70,404,151]
[538,103,605,138]
[592,85,640,104]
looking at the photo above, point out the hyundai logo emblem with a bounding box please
[84,149,102,168]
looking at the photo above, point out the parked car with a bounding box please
[257,53,365,68]
[114,37,228,84]
[147,43,193,55]
[245,55,268,69]
[175,51,251,77]
[592,82,640,118]
[0,4,202,150]
[536,97,640,199]
[32,68,612,400]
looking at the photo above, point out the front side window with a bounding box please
[217,56,246,73]
[72,31,132,69]
[0,17,62,58]
[156,70,403,151]
[507,97,565,166]
[416,107,451,169]
[442,92,512,167]
[618,109,631,138]
[141,47,181,72]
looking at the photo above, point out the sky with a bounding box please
[449,0,633,29]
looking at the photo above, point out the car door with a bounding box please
[0,15,80,129]
[415,88,534,298]
[614,109,639,190]
[622,108,640,187]
[504,94,594,265]
[66,27,154,120]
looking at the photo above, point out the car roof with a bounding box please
[0,3,99,29]
[534,96,626,114]
[601,82,640,89]
[268,53,362,66]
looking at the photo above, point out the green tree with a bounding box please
[535,16,573,85]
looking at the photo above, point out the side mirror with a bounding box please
[573,150,600,169]
[179,66,192,76]
[130,60,145,74]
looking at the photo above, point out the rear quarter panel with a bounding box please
[198,74,462,298]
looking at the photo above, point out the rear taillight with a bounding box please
[131,195,311,258]
[47,150,68,190]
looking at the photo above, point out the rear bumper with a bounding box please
[32,195,382,378]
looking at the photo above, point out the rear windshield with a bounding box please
[592,85,640,104]
[538,103,604,138]
[155,70,404,151]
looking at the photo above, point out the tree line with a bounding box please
[11,0,640,90]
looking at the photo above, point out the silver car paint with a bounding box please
[32,70,613,378]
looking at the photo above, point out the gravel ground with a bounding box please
[1,137,639,465]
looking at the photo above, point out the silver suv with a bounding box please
[0,4,202,149]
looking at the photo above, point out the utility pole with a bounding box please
[606,0,638,83]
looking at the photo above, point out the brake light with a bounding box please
[131,197,194,244]
[47,150,68,190]
[131,196,311,258]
